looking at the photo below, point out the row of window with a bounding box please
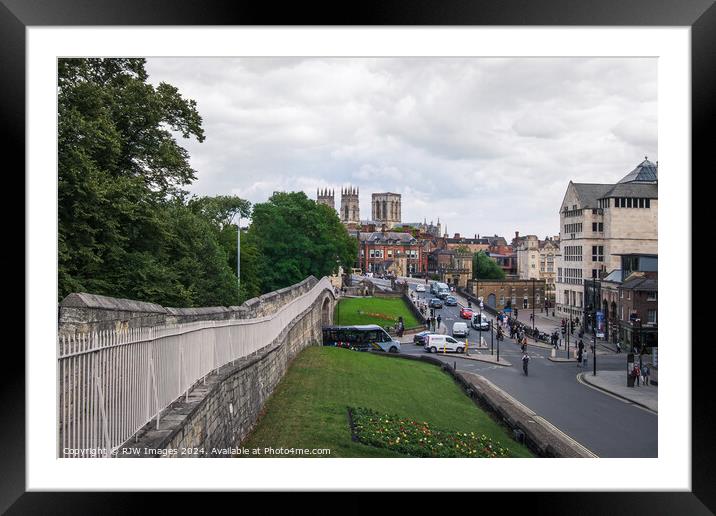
[597,197,652,209]
[564,223,583,234]
[564,245,582,262]
[364,249,419,259]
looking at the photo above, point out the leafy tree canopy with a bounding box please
[472,251,506,280]
[247,192,358,293]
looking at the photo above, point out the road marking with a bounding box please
[576,373,657,415]
[476,375,598,457]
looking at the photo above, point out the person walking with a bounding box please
[643,364,650,386]
[436,314,442,332]
[522,352,530,376]
[634,364,641,386]
[577,346,583,368]
[397,316,404,338]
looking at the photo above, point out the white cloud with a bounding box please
[144,57,657,238]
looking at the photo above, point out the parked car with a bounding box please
[452,322,469,338]
[416,284,426,292]
[459,307,474,319]
[413,330,432,345]
[471,312,490,330]
[424,334,466,353]
[444,295,458,306]
[428,297,444,309]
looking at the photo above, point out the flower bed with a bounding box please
[349,407,510,458]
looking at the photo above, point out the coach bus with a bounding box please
[322,325,401,353]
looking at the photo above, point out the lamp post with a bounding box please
[592,277,597,376]
[479,299,484,353]
[233,213,241,304]
[532,278,536,341]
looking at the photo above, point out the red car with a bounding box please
[460,307,474,319]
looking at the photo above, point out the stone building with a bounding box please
[316,188,335,209]
[555,157,658,319]
[340,186,360,227]
[466,278,546,312]
[371,192,402,229]
[515,235,560,304]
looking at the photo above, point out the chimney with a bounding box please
[515,231,519,239]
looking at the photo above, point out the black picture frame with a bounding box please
[4,0,710,512]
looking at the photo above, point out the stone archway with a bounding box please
[487,293,496,308]
[321,296,331,326]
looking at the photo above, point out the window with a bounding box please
[592,245,604,262]
[592,269,598,278]
[647,309,657,324]
[387,250,393,257]
[647,291,657,301]
[645,198,651,208]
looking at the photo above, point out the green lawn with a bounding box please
[333,296,421,330]
[239,346,534,458]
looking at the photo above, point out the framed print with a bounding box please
[5,0,712,512]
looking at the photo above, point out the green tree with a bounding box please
[58,58,209,303]
[247,192,358,293]
[472,251,506,280]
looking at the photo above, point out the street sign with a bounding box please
[596,310,605,338]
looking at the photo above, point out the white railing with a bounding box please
[57,277,332,458]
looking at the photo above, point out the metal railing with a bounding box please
[57,277,332,458]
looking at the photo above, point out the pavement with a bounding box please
[578,370,658,413]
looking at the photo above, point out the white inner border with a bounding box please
[27,27,690,491]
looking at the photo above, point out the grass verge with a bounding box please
[334,296,421,330]
[239,346,533,458]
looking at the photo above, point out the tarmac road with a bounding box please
[399,279,657,458]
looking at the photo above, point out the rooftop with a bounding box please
[618,157,658,184]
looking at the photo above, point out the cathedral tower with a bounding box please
[371,192,401,230]
[340,186,360,225]
[316,188,335,210]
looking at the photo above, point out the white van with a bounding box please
[452,322,469,338]
[424,334,466,353]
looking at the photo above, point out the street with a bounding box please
[378,276,658,458]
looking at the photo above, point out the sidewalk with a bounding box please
[578,370,658,413]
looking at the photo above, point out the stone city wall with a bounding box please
[58,276,319,334]
[125,286,334,457]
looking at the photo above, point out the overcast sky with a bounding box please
[145,57,657,240]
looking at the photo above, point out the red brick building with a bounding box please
[356,231,428,276]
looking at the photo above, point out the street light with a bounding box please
[592,277,597,376]
[233,212,241,304]
[532,278,536,342]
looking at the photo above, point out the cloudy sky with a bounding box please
[145,57,657,239]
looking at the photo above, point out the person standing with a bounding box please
[577,346,583,368]
[436,314,442,332]
[397,316,404,337]
[643,364,650,386]
[634,364,641,386]
[522,352,530,376]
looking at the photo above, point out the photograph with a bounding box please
[8,9,708,510]
[56,56,659,460]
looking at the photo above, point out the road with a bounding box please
[364,276,658,458]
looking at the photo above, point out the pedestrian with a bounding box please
[577,347,583,367]
[616,341,622,353]
[522,352,530,376]
[397,316,404,337]
[634,364,641,386]
[436,314,442,331]
[643,364,650,386]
